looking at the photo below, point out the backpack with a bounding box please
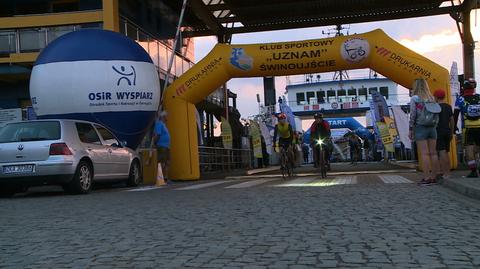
[464,95,480,120]
[416,100,441,127]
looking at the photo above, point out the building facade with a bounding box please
[286,77,408,118]
[0,0,194,113]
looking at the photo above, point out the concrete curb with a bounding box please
[391,161,418,169]
[246,166,280,175]
[440,178,480,201]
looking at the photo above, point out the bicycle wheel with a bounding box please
[319,148,327,178]
[280,151,288,179]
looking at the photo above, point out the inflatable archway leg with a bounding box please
[164,96,200,180]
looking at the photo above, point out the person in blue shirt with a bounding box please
[153,111,171,181]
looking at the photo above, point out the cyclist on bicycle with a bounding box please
[310,113,331,168]
[273,113,295,167]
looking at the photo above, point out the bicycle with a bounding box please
[278,144,294,179]
[314,138,327,178]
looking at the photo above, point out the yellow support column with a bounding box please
[102,0,119,32]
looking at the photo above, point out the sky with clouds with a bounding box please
[193,13,480,121]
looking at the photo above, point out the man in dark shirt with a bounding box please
[434,89,454,178]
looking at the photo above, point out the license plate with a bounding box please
[3,164,35,174]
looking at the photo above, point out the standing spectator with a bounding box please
[453,78,479,177]
[348,133,361,165]
[153,111,171,183]
[409,78,440,185]
[363,135,370,161]
[302,143,310,164]
[434,89,454,178]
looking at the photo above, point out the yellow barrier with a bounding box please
[140,149,157,185]
[164,29,454,180]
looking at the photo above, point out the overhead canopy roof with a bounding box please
[162,0,479,38]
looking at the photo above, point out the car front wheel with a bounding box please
[126,160,141,187]
[65,161,93,194]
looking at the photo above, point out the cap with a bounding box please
[464,78,477,90]
[314,113,323,119]
[433,89,445,98]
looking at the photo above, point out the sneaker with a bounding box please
[467,171,478,178]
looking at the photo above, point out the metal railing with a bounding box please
[199,146,253,172]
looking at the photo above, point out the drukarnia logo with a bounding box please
[112,65,136,86]
[340,38,370,63]
[230,48,253,71]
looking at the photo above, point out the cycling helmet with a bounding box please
[314,113,323,119]
[278,113,287,120]
[463,78,477,89]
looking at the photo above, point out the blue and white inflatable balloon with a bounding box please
[30,29,160,149]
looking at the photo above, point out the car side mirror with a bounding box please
[120,140,127,147]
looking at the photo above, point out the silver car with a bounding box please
[0,119,142,196]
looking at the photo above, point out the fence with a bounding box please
[198,146,253,173]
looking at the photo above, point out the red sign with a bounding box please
[312,105,319,110]
[303,106,309,111]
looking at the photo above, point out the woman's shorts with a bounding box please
[436,132,452,152]
[414,125,437,141]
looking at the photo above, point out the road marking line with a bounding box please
[308,176,357,186]
[175,180,230,190]
[275,177,319,187]
[378,175,413,184]
[126,186,165,192]
[225,178,277,189]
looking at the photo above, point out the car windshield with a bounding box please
[0,121,61,143]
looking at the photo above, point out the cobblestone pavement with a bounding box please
[1,170,480,268]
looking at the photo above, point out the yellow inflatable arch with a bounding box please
[164,29,453,180]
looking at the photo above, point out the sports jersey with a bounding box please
[455,94,480,128]
[310,120,331,140]
[273,122,293,145]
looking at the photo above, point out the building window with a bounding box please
[47,26,74,44]
[0,30,16,55]
[358,87,367,102]
[337,89,346,102]
[348,88,357,96]
[306,91,315,104]
[368,87,378,94]
[327,90,336,103]
[19,28,46,53]
[316,91,325,104]
[380,86,389,99]
[296,92,305,105]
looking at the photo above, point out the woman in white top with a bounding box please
[409,78,440,184]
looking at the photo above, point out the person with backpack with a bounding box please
[409,78,441,185]
[434,89,454,179]
[453,78,479,177]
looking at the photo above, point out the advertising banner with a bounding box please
[391,106,411,149]
[376,121,394,152]
[221,117,232,149]
[250,121,263,158]
[258,121,273,155]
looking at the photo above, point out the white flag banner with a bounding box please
[449,61,461,132]
[259,121,273,155]
[391,106,411,149]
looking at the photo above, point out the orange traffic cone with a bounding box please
[155,163,166,186]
